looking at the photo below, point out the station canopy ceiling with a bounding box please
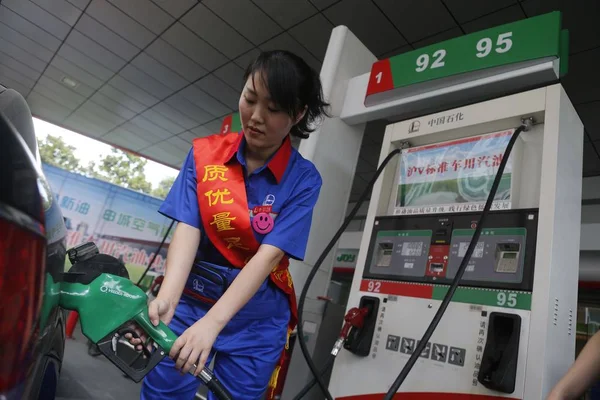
[0,0,598,202]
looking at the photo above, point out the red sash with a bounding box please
[192,132,296,399]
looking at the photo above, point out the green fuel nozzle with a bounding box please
[59,242,232,400]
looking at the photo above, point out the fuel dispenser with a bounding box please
[289,10,585,400]
[324,89,582,400]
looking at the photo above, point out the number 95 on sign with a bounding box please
[366,11,563,98]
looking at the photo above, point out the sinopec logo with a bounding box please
[100,284,137,299]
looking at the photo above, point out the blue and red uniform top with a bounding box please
[158,132,322,268]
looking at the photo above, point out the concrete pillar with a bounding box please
[282,25,376,399]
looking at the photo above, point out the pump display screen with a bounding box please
[363,209,538,291]
[401,242,424,257]
[446,228,526,283]
[458,242,484,258]
[368,230,432,278]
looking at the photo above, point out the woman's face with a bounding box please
[239,72,297,152]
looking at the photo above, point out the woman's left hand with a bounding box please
[169,316,222,376]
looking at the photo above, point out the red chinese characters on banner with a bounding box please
[406,153,504,178]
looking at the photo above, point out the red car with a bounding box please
[0,85,67,400]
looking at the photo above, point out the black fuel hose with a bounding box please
[382,121,530,399]
[206,379,231,400]
[295,148,402,399]
[198,368,232,400]
[136,219,175,286]
[292,355,335,400]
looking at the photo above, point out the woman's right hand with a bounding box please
[125,298,177,351]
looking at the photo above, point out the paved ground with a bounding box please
[55,322,208,399]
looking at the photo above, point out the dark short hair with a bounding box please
[243,50,330,139]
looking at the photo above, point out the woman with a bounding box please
[137,50,329,399]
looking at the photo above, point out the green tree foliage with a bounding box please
[151,176,175,199]
[37,135,82,172]
[38,134,155,195]
[84,148,153,194]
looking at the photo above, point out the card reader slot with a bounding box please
[429,263,444,273]
[376,242,394,267]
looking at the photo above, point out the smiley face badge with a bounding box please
[252,212,274,234]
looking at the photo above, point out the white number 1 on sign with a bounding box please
[368,281,382,293]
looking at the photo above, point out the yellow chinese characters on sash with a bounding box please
[192,133,297,399]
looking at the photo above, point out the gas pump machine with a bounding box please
[300,10,584,400]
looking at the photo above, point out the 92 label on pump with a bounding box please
[367,281,382,293]
[366,11,562,98]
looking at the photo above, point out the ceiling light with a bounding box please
[61,76,78,88]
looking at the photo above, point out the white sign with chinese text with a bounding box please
[394,129,514,215]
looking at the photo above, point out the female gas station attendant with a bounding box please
[136,50,329,399]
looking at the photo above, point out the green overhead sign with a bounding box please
[366,11,568,103]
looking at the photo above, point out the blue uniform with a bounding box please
[140,133,322,400]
